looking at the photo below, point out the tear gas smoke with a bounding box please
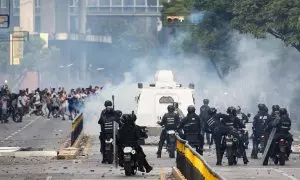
[83,29,300,135]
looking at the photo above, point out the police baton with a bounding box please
[112,95,118,168]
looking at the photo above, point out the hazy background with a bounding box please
[83,27,300,135]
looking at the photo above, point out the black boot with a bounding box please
[216,153,222,166]
[156,151,161,158]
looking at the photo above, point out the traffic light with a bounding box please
[166,16,185,26]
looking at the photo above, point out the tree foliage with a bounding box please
[195,0,300,52]
[160,0,236,76]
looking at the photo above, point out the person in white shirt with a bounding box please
[17,90,26,122]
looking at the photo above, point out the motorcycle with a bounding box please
[273,138,288,165]
[123,146,138,176]
[166,130,176,158]
[7,105,22,123]
[31,103,43,116]
[103,136,114,164]
[223,133,239,165]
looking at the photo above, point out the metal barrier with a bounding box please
[71,113,84,146]
[176,135,225,180]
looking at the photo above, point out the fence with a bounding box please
[71,113,84,146]
[176,135,225,180]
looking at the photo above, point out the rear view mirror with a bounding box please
[247,113,251,118]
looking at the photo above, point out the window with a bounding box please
[35,0,40,8]
[123,0,133,6]
[13,0,20,8]
[147,0,157,6]
[159,96,174,104]
[0,0,7,8]
[99,0,110,6]
[69,0,79,7]
[135,0,145,6]
[86,0,98,7]
[112,0,121,6]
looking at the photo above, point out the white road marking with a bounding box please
[46,176,52,180]
[3,118,38,140]
[271,168,299,180]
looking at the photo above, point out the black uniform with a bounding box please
[157,111,180,156]
[251,108,270,158]
[263,108,293,165]
[117,114,153,173]
[178,110,203,155]
[98,108,120,163]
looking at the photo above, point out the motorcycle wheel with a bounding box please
[124,162,133,176]
[107,151,113,164]
[227,148,235,166]
[279,152,286,165]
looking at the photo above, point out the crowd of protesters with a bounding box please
[0,82,103,124]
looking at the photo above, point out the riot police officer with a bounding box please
[98,100,120,164]
[200,99,212,145]
[222,107,249,164]
[272,108,293,160]
[117,113,153,173]
[157,105,180,158]
[251,104,270,159]
[206,107,248,165]
[262,106,289,165]
[178,105,203,155]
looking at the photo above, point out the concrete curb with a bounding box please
[57,133,84,160]
[0,151,57,157]
[160,168,167,180]
[172,167,186,180]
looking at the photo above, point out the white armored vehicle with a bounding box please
[135,70,195,136]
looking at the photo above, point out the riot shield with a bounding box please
[112,95,118,168]
[261,112,280,164]
[261,127,276,164]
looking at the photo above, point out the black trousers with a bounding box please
[157,129,167,153]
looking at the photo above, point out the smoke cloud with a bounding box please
[83,26,300,135]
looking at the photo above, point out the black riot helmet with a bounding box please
[208,107,217,115]
[258,104,265,111]
[167,105,175,113]
[104,100,113,107]
[227,106,237,116]
[187,105,196,113]
[227,106,234,115]
[272,105,280,112]
[203,99,209,105]
[279,108,287,116]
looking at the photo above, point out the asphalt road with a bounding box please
[0,136,174,180]
[204,147,300,180]
[0,115,71,151]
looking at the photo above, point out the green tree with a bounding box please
[195,0,300,52]
[160,0,235,77]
